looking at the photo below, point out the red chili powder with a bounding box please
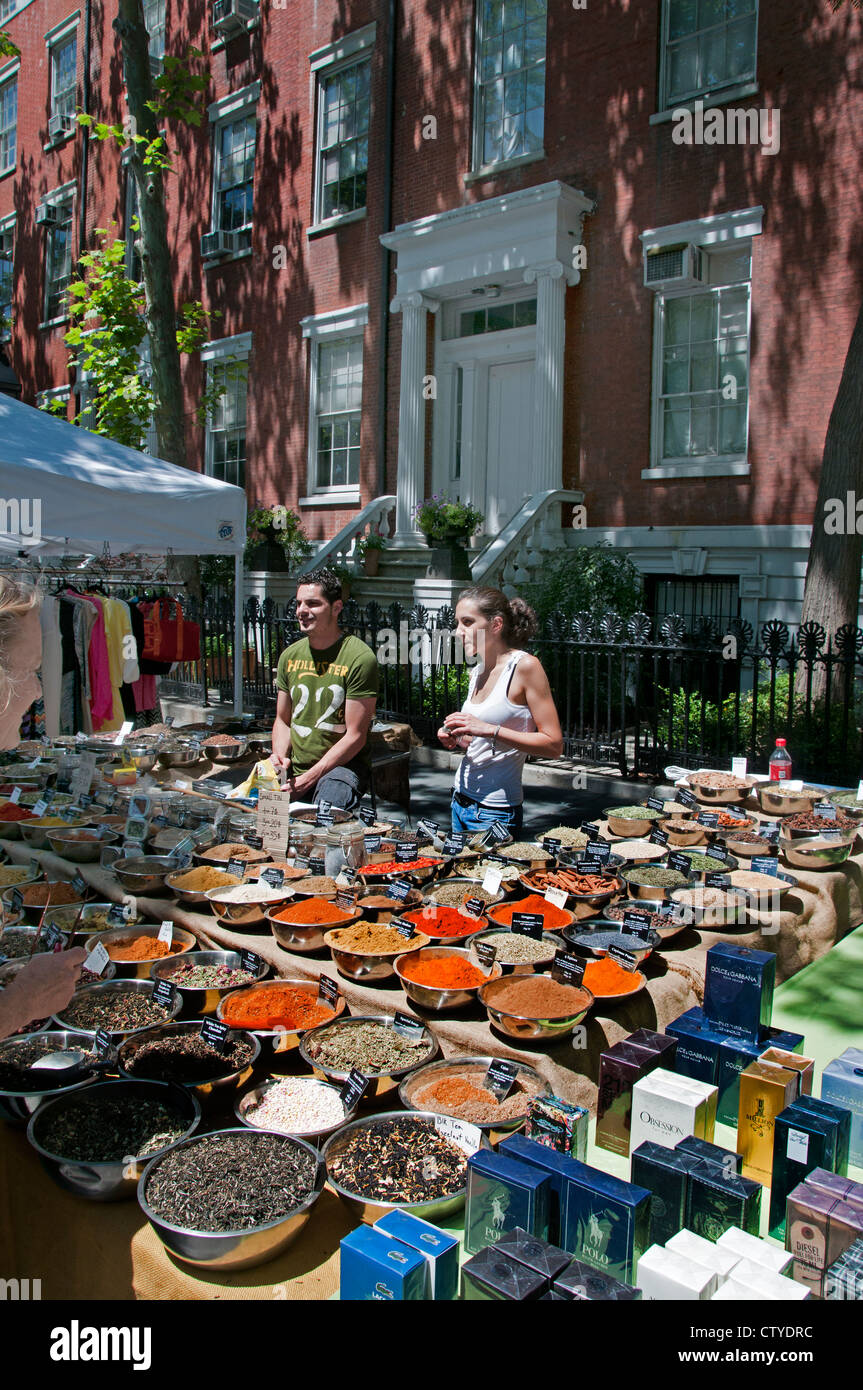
[221,984,336,1031]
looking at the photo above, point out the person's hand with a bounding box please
[288,768,318,798]
[270,751,291,772]
[444,712,494,740]
[437,726,459,750]
[3,948,87,1028]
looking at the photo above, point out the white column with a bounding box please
[523,261,570,498]
[390,292,439,544]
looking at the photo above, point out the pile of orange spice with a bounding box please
[399,953,487,989]
[106,935,186,962]
[271,898,357,925]
[582,956,642,996]
[221,983,336,1031]
[488,893,570,931]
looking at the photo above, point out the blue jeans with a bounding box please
[450,794,524,838]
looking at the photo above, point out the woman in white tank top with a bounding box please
[438,586,564,836]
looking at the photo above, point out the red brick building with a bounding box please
[1,0,860,630]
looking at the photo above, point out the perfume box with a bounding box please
[730,1257,812,1300]
[703,942,776,1043]
[495,1226,571,1286]
[666,1228,741,1281]
[464,1149,550,1255]
[525,1094,588,1160]
[711,1277,770,1301]
[630,1069,713,1153]
[785,1185,863,1296]
[563,1162,652,1284]
[715,1027,805,1127]
[630,1141,689,1249]
[737,1059,801,1184]
[769,1107,840,1238]
[636,1245,718,1300]
[461,1247,547,1301]
[682,1156,763,1240]
[539,1289,570,1300]
[715,1225,793,1276]
[373,1210,459,1301]
[805,1168,863,1208]
[792,1094,851,1176]
[672,1073,718,1140]
[339,1225,428,1301]
[759,1046,814,1097]
[553,1258,641,1301]
[676,1135,742,1174]
[498,1134,580,1246]
[665,1008,724,1086]
[821,1051,863,1167]
[626,1028,678,1068]
[596,1041,666,1157]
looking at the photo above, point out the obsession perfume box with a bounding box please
[715,1027,805,1127]
[636,1245,718,1300]
[373,1210,459,1301]
[737,1059,801,1185]
[630,1070,713,1153]
[715,1225,793,1276]
[339,1225,428,1301]
[821,1051,863,1168]
[461,1247,547,1301]
[464,1149,550,1255]
[630,1142,690,1249]
[681,1156,763,1240]
[703,942,776,1043]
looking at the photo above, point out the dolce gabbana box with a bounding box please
[665,1008,724,1086]
[703,942,776,1043]
[821,1050,863,1168]
[464,1149,550,1256]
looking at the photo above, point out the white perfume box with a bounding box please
[716,1225,793,1276]
[732,1256,812,1300]
[666,1229,740,1281]
[630,1070,710,1152]
[637,1245,718,1300]
[711,1277,769,1301]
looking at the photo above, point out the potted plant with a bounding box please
[245,505,314,573]
[412,495,485,580]
[331,563,353,600]
[355,532,386,577]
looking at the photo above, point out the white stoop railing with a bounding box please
[471,489,585,594]
[295,496,397,576]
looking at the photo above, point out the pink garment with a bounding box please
[82,595,115,728]
[132,674,157,713]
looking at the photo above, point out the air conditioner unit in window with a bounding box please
[48,113,76,143]
[35,203,59,227]
[212,0,258,37]
[644,243,706,291]
[200,229,239,260]
[149,54,163,78]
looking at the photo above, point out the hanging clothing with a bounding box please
[39,595,63,739]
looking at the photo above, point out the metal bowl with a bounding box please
[0,862,41,894]
[399,1055,552,1138]
[46,828,119,863]
[298,1014,438,1099]
[1,882,88,926]
[466,926,564,975]
[73,902,140,937]
[665,849,740,880]
[723,831,773,858]
[603,807,664,837]
[201,736,250,764]
[684,776,758,805]
[580,963,648,1004]
[478,972,594,1041]
[778,830,858,871]
[323,922,431,983]
[19,817,86,850]
[668,883,750,927]
[138,1127,325,1270]
[603,903,696,943]
[658,818,708,847]
[622,868,693,901]
[357,857,446,888]
[0,816,26,841]
[52,977,184,1042]
[216,977,348,1054]
[266,905,330,955]
[207,882,295,929]
[126,746,159,774]
[322,1110,486,1225]
[96,923,197,980]
[164,866,242,906]
[728,868,799,908]
[195,843,272,872]
[291,807,355,826]
[426,876,506,908]
[513,870,621,914]
[151,949,270,1018]
[0,1029,111,1124]
[112,855,177,895]
[561,921,660,964]
[394,945,502,1011]
[150,825,216,856]
[357,888,425,920]
[157,742,207,769]
[828,792,863,820]
[27,1078,201,1201]
[755,783,823,817]
[235,1076,358,1144]
[393,903,488,945]
[117,1020,261,1110]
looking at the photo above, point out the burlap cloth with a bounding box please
[3,834,862,1301]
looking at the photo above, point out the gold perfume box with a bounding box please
[759,1047,815,1097]
[738,1060,800,1184]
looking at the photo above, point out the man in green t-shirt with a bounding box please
[271,569,379,810]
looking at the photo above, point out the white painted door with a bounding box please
[484,359,536,533]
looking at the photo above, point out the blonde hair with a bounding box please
[0,575,41,716]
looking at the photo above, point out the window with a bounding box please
[124,166,141,282]
[36,385,71,419]
[43,190,75,323]
[143,0,166,71]
[660,0,758,110]
[316,59,370,222]
[474,0,546,171]
[0,0,22,20]
[215,115,255,240]
[0,216,13,336]
[51,35,77,119]
[202,335,251,489]
[300,304,367,498]
[647,575,740,631]
[0,74,16,174]
[459,297,536,337]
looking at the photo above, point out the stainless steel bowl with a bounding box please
[298,1013,438,1099]
[398,1056,552,1137]
[151,949,269,1018]
[755,783,823,817]
[19,818,86,850]
[46,828,119,863]
[723,831,773,858]
[235,1077,358,1144]
[202,736,250,764]
[779,830,859,871]
[466,926,564,975]
[324,922,431,983]
[27,1078,201,1201]
[323,1110,487,1225]
[216,977,348,1055]
[426,875,506,907]
[157,742,207,769]
[52,977,184,1042]
[266,906,330,955]
[603,807,664,837]
[74,902,140,936]
[622,869,693,901]
[126,746,159,774]
[561,921,660,964]
[393,945,502,1011]
[684,776,758,805]
[112,855,177,895]
[603,904,696,943]
[668,883,750,926]
[117,1020,261,1111]
[728,868,799,908]
[164,865,242,906]
[137,1128,324,1270]
[95,923,197,981]
[658,818,708,847]
[478,972,594,1041]
[0,1029,110,1124]
[1,882,87,925]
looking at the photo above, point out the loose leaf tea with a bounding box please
[36,1095,188,1162]
[120,1030,256,1083]
[58,985,172,1032]
[145,1132,317,1232]
[328,1116,468,1203]
[0,1036,100,1092]
[304,1019,433,1074]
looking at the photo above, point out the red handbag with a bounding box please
[139,599,201,664]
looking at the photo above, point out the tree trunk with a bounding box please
[799,295,863,697]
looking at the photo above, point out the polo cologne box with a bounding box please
[703,942,776,1043]
[821,1050,863,1168]
[563,1163,652,1285]
[498,1134,581,1247]
[340,1225,428,1301]
[464,1149,550,1255]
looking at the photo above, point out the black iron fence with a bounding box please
[162,595,863,784]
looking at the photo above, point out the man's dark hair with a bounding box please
[296,568,343,605]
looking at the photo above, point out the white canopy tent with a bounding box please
[0,395,247,712]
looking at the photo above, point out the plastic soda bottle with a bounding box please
[769,738,792,781]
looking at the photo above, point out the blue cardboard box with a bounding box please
[374,1210,459,1301]
[793,1094,851,1176]
[340,1225,428,1301]
[499,1132,581,1246]
[821,1051,863,1168]
[716,1026,805,1128]
[703,942,776,1043]
[465,1149,550,1255]
[630,1141,690,1249]
[665,1008,724,1085]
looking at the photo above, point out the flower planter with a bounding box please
[363,550,381,577]
[246,541,290,572]
[425,544,471,581]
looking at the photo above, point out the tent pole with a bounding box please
[233,552,243,716]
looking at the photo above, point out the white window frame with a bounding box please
[308,24,375,235]
[0,62,19,177]
[36,384,71,418]
[40,181,76,328]
[123,158,141,282]
[201,332,251,490]
[206,82,259,260]
[0,211,14,339]
[641,208,764,481]
[656,0,759,118]
[46,15,79,128]
[299,304,367,504]
[470,0,547,180]
[143,0,166,72]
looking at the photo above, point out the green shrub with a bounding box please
[525,542,644,629]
